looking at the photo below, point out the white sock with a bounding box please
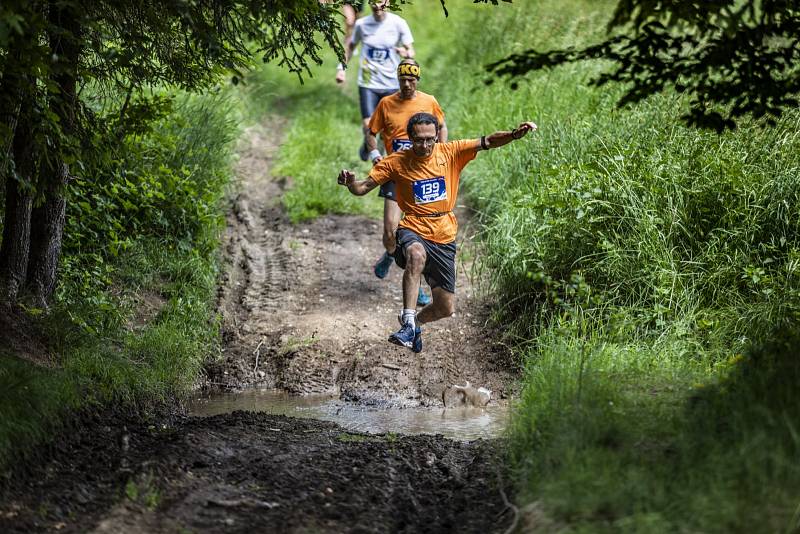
[401,308,416,329]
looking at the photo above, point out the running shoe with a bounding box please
[392,315,423,353]
[373,252,393,279]
[416,287,431,306]
[389,322,419,349]
[358,140,369,161]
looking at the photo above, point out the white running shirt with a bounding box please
[352,12,414,91]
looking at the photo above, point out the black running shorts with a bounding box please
[378,180,396,201]
[393,228,457,293]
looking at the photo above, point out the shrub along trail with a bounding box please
[0,117,518,533]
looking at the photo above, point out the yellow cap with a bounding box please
[397,63,420,79]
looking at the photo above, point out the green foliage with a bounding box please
[0,0,341,160]
[0,83,235,471]
[485,0,800,131]
[59,90,238,334]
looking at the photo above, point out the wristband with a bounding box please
[336,62,346,71]
[480,135,488,150]
[511,128,523,140]
[368,149,381,162]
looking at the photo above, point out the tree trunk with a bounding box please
[0,120,35,303]
[27,164,69,306]
[26,0,81,306]
[0,2,45,305]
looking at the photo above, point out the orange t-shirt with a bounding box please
[368,91,446,155]
[369,139,479,244]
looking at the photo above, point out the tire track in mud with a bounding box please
[207,117,518,406]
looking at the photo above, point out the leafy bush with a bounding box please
[1,87,238,470]
[59,90,238,334]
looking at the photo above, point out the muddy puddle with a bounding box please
[188,388,510,440]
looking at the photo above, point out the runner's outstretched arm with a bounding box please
[337,170,380,196]
[480,122,537,150]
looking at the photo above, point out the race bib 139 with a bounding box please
[413,176,447,204]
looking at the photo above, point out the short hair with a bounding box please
[406,112,440,139]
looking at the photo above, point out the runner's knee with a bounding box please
[407,244,426,269]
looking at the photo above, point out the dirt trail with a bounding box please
[0,117,519,533]
[207,116,516,405]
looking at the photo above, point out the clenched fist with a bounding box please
[337,169,355,187]
[511,122,537,139]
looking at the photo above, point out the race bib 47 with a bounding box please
[413,176,447,204]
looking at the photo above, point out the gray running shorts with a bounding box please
[393,228,456,293]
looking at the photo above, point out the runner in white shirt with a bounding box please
[335,0,415,161]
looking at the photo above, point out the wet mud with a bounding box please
[2,412,515,533]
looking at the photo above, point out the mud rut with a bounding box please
[0,118,519,533]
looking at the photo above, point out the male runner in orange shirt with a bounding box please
[367,59,448,307]
[337,113,537,352]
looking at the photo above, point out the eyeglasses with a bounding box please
[411,137,437,147]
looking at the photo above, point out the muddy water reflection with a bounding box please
[188,389,509,440]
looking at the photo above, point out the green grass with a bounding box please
[0,239,220,469]
[245,1,800,530]
[509,323,800,532]
[414,2,800,531]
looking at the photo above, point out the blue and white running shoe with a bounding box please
[389,323,422,353]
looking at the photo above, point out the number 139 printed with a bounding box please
[413,176,447,204]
